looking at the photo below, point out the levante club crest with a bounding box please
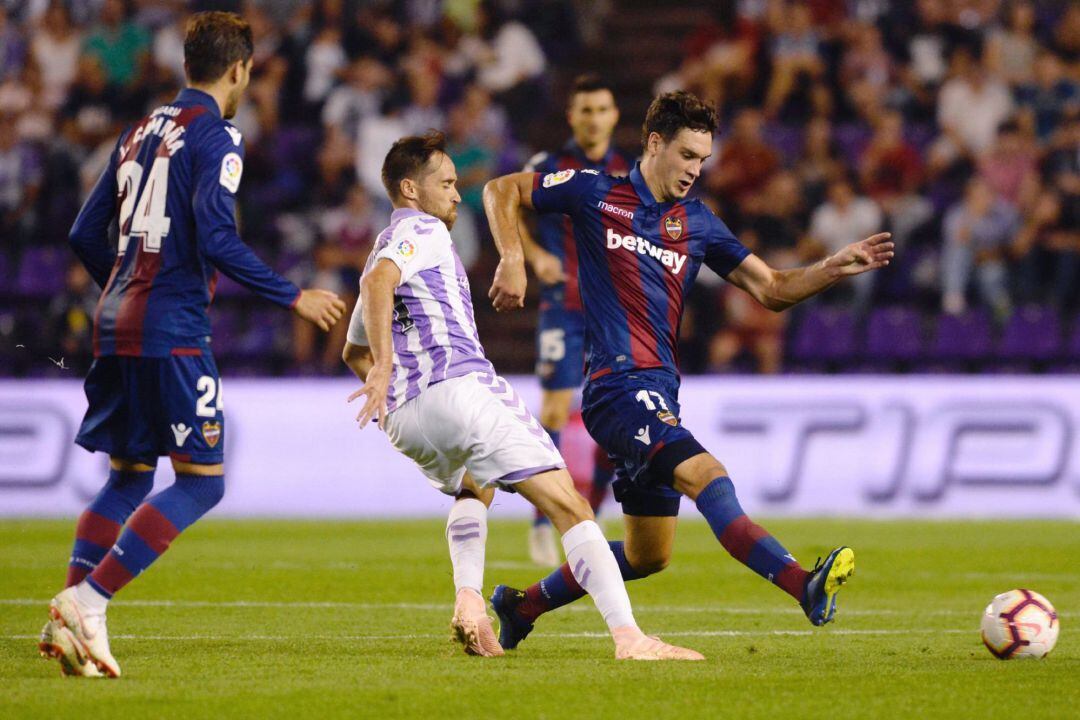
[202,421,222,448]
[664,216,683,241]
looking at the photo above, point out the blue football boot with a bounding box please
[490,585,535,650]
[800,546,855,626]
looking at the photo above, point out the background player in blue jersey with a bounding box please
[482,91,893,649]
[38,12,346,678]
[521,74,633,566]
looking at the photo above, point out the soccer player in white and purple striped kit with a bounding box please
[342,131,701,661]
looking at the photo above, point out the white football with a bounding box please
[981,589,1059,659]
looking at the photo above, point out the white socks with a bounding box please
[75,581,109,614]
[446,498,488,595]
[561,520,637,631]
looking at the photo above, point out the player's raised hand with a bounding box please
[530,249,566,285]
[825,232,894,277]
[294,289,347,331]
[489,258,527,312]
[347,364,391,430]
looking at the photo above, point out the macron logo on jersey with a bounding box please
[606,228,687,275]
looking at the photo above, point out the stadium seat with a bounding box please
[789,307,858,369]
[864,307,923,363]
[997,305,1061,362]
[16,248,66,297]
[926,309,993,369]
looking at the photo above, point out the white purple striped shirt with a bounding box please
[347,208,492,411]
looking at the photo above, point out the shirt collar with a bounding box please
[564,138,614,168]
[629,162,661,207]
[175,88,222,117]
[391,207,425,224]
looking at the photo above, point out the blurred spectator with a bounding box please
[977,119,1039,209]
[1012,188,1080,309]
[807,176,884,306]
[30,1,83,110]
[1015,50,1078,142]
[0,8,26,81]
[986,1,1039,87]
[840,22,894,124]
[709,231,787,374]
[43,262,97,374]
[708,108,780,218]
[764,1,824,121]
[933,47,1014,161]
[302,20,346,107]
[292,183,378,373]
[745,171,807,268]
[83,0,151,90]
[460,0,546,127]
[860,110,923,204]
[795,117,845,211]
[941,177,1018,317]
[152,11,186,87]
[0,112,42,250]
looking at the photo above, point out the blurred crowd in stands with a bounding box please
[0,0,1077,377]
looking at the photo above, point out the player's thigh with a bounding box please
[622,514,679,575]
[581,373,697,486]
[383,390,469,496]
[450,372,565,490]
[159,352,226,465]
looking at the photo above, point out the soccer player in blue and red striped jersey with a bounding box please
[522,74,633,566]
[38,12,345,678]
[483,91,893,649]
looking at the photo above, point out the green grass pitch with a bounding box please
[1,518,1078,719]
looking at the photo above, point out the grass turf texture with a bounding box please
[1,518,1078,719]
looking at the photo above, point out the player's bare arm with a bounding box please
[482,172,536,311]
[726,232,894,311]
[347,258,400,429]
[293,289,347,331]
[342,342,374,381]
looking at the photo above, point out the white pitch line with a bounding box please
[5,629,974,643]
[1,598,1073,618]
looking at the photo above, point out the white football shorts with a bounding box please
[383,370,566,495]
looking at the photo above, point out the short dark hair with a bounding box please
[568,74,615,104]
[382,130,448,201]
[641,91,719,148]
[184,11,254,84]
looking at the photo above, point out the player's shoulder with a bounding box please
[189,113,245,153]
[393,211,452,245]
[537,166,610,190]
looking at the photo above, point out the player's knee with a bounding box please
[174,473,225,514]
[625,545,671,576]
[634,555,670,576]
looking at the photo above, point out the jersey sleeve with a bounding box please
[374,218,452,286]
[530,168,600,217]
[192,122,301,308]
[703,212,751,278]
[346,296,368,346]
[68,133,124,289]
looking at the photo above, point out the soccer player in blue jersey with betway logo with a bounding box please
[483,91,893,652]
[37,12,346,678]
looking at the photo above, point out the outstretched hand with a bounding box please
[531,249,566,285]
[825,232,894,277]
[347,365,391,430]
